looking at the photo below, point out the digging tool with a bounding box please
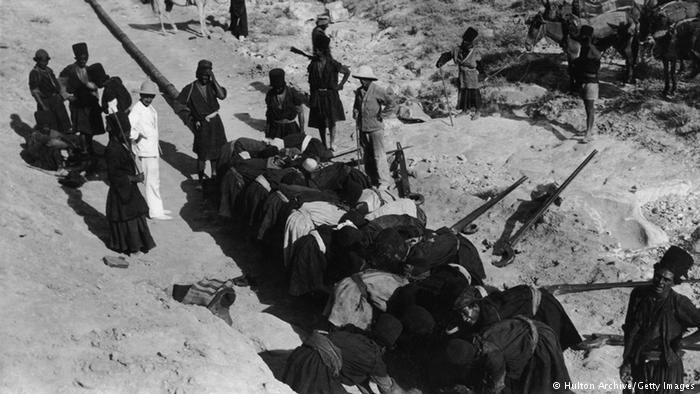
[112,113,142,177]
[438,66,454,127]
[578,333,700,352]
[332,145,414,160]
[290,46,314,60]
[543,278,700,296]
[354,125,364,173]
[493,150,598,267]
[449,176,528,235]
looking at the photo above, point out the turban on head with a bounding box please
[654,245,694,284]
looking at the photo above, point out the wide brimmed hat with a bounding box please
[33,49,50,61]
[462,27,478,43]
[654,245,694,284]
[353,65,378,81]
[269,68,286,88]
[316,14,330,26]
[139,80,158,96]
[72,42,88,58]
[87,63,109,85]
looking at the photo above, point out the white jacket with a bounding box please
[128,101,159,157]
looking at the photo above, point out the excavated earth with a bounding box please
[1,0,699,393]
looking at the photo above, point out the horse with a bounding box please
[527,10,640,85]
[150,0,211,38]
[652,17,700,96]
[640,0,700,39]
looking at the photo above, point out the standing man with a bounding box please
[60,42,105,155]
[177,60,227,186]
[130,80,171,221]
[352,65,395,189]
[312,15,331,55]
[307,35,350,151]
[228,0,247,40]
[572,25,601,143]
[29,49,71,133]
[436,27,483,120]
[264,68,306,139]
[620,246,700,393]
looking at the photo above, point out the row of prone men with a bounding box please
[214,135,581,394]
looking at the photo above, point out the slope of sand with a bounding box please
[1,0,699,393]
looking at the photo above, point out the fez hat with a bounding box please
[269,68,286,88]
[87,63,109,85]
[72,42,88,58]
[400,305,436,336]
[33,49,50,61]
[462,27,478,43]
[316,14,330,26]
[196,59,213,76]
[654,245,694,284]
[372,313,403,347]
[445,339,476,366]
[139,80,159,96]
[353,65,378,81]
[579,25,594,39]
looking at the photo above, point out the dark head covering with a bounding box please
[462,27,478,43]
[339,210,368,228]
[404,257,431,280]
[333,226,363,249]
[579,25,594,39]
[87,63,109,86]
[196,59,212,77]
[400,305,435,336]
[654,245,694,284]
[34,110,54,129]
[281,170,307,186]
[445,339,476,366]
[269,68,286,88]
[72,42,88,58]
[304,138,332,162]
[452,286,479,310]
[373,313,403,348]
[33,49,50,61]
[342,179,364,206]
[371,228,408,273]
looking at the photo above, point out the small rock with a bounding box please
[456,154,466,161]
[103,256,129,269]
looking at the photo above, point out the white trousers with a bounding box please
[139,156,164,217]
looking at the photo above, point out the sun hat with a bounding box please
[139,80,158,96]
[353,65,378,81]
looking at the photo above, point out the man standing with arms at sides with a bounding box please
[307,34,350,151]
[29,49,71,133]
[264,68,306,139]
[60,42,105,155]
[352,65,395,190]
[130,80,171,221]
[620,246,700,393]
[436,27,483,120]
[572,25,601,143]
[177,60,227,188]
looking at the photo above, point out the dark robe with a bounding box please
[361,214,426,244]
[283,328,390,394]
[101,77,132,138]
[475,318,571,394]
[178,81,227,160]
[59,62,105,135]
[622,286,700,394]
[308,56,348,129]
[29,65,71,133]
[288,226,333,296]
[228,0,248,38]
[265,85,305,139]
[105,138,155,254]
[459,285,582,351]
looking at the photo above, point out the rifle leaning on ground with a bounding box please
[542,278,700,296]
[493,150,598,267]
[579,333,700,352]
[449,176,528,235]
[332,145,414,160]
[290,47,314,60]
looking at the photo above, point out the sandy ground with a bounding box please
[1,0,699,393]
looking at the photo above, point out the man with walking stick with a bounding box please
[436,27,483,120]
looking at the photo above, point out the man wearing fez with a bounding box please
[177,60,227,186]
[264,68,306,139]
[436,27,483,120]
[60,42,105,155]
[620,246,700,393]
[29,49,71,133]
[307,33,350,151]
